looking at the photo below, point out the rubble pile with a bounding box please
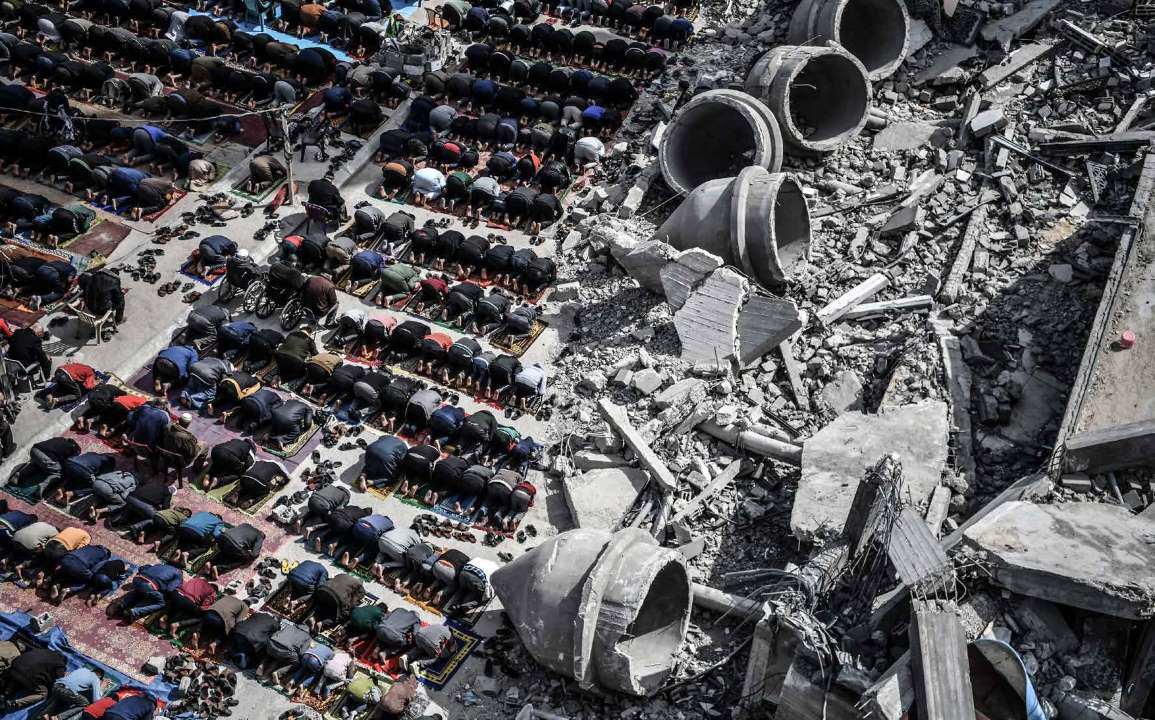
[456,0,1155,716]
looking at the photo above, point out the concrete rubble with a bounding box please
[460,0,1155,717]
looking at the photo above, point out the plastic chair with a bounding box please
[4,357,43,393]
[302,203,333,236]
[67,301,115,345]
[122,439,157,474]
[156,446,200,488]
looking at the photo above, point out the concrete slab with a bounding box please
[962,502,1155,619]
[572,450,630,471]
[979,0,1061,46]
[736,294,803,364]
[673,266,749,364]
[792,401,949,541]
[562,467,650,529]
[660,248,724,310]
[820,370,864,415]
[873,123,953,152]
[653,378,706,410]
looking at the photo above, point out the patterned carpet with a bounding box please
[0,495,176,679]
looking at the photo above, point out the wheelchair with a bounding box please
[243,277,315,330]
[217,261,262,306]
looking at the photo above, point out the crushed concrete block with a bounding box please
[673,267,749,364]
[473,675,499,697]
[1049,264,1074,283]
[552,281,580,301]
[792,401,949,542]
[1011,597,1078,660]
[969,109,1008,137]
[736,294,803,364]
[873,122,952,152]
[620,241,677,293]
[908,18,934,55]
[631,368,664,396]
[880,205,922,237]
[653,378,706,410]
[980,0,1061,46]
[573,451,629,471]
[660,248,725,311]
[562,467,650,529]
[963,502,1155,619]
[578,371,607,394]
[820,370,864,415]
[612,367,634,386]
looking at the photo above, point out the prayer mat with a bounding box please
[230,176,287,204]
[1,480,40,504]
[106,372,154,399]
[198,476,282,517]
[177,161,230,192]
[0,576,174,680]
[156,535,222,573]
[348,277,379,299]
[323,673,391,720]
[263,580,310,623]
[397,297,462,333]
[259,422,321,459]
[140,189,189,224]
[59,220,132,258]
[179,259,226,286]
[490,319,548,357]
[365,483,398,503]
[284,681,344,714]
[415,622,483,688]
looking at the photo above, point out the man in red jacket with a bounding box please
[35,362,98,409]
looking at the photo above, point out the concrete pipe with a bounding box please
[787,0,910,80]
[745,45,871,155]
[658,89,783,197]
[490,528,692,697]
[654,166,810,288]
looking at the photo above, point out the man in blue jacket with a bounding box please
[152,345,198,394]
[112,563,183,621]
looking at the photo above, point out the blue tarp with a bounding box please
[0,611,174,720]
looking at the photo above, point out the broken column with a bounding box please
[745,45,872,154]
[787,0,911,80]
[490,528,692,696]
[654,166,811,288]
[791,401,949,541]
[658,89,784,196]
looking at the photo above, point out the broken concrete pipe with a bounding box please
[491,528,692,697]
[786,0,910,80]
[658,88,784,196]
[654,166,810,289]
[745,45,872,155]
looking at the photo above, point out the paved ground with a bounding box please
[0,79,572,720]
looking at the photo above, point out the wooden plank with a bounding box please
[978,42,1056,89]
[816,273,891,324]
[736,621,778,719]
[909,600,976,720]
[778,339,810,411]
[598,399,677,493]
[841,295,934,320]
[940,197,990,302]
[670,459,742,524]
